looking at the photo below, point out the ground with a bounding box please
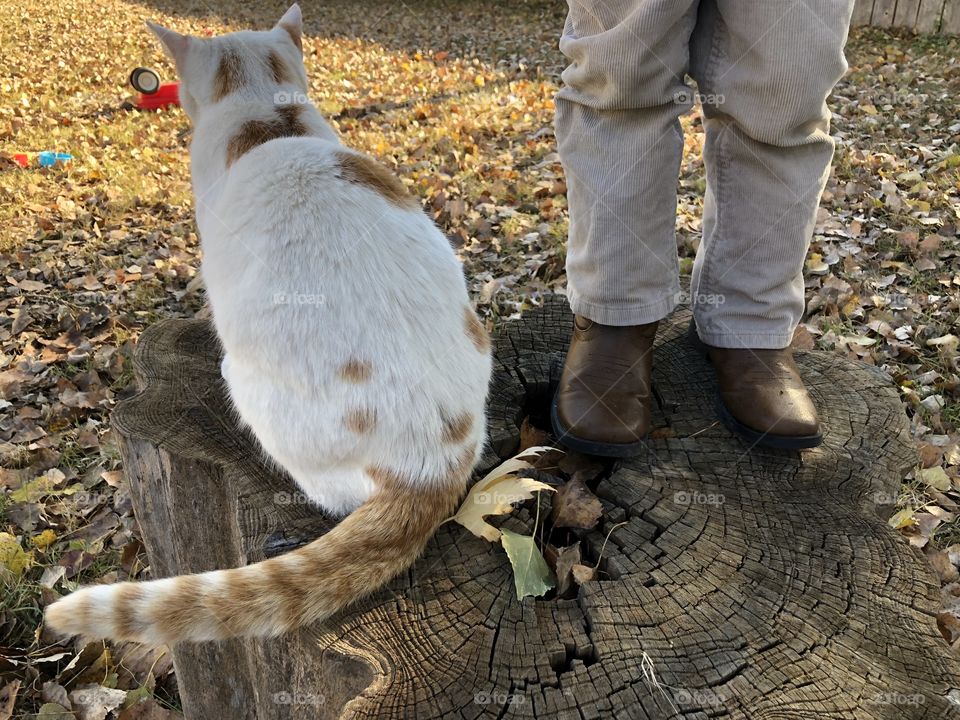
[0,0,958,718]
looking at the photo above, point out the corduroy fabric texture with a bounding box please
[555,0,855,348]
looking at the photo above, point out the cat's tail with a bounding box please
[43,464,468,645]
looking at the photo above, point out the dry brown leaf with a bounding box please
[550,473,603,530]
[0,680,21,720]
[571,564,596,586]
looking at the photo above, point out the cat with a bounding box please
[45,4,492,645]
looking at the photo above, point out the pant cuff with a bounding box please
[694,329,794,350]
[567,286,680,326]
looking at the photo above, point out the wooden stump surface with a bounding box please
[112,296,960,719]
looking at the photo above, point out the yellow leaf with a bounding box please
[805,253,828,274]
[31,529,57,550]
[0,532,33,577]
[450,447,557,541]
[889,507,916,530]
[10,469,66,503]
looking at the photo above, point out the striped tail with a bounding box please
[44,467,466,645]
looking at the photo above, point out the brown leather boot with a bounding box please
[691,326,822,449]
[551,315,657,457]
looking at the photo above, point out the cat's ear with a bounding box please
[275,4,302,53]
[146,21,191,69]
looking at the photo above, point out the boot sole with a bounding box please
[687,320,824,450]
[549,398,648,458]
[715,397,823,450]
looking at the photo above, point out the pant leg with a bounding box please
[689,0,854,348]
[555,0,700,326]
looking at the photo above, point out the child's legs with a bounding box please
[555,0,700,326]
[690,0,855,348]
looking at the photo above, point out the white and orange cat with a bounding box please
[45,4,491,645]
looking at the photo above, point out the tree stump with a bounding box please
[112,297,960,719]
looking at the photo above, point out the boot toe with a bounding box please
[554,388,648,445]
[725,391,819,438]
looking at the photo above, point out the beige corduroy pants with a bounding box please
[555,0,854,348]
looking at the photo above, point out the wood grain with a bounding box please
[113,298,960,719]
[851,0,876,26]
[870,0,899,27]
[894,0,923,27]
[916,0,947,31]
[942,0,960,32]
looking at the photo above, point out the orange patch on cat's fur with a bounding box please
[213,48,247,102]
[363,465,466,553]
[345,408,377,434]
[335,151,419,209]
[337,359,372,383]
[262,558,309,628]
[151,576,210,641]
[441,411,473,444]
[226,105,308,167]
[112,584,147,639]
[267,51,293,85]
[464,307,490,353]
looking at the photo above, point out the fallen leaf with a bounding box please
[40,681,70,709]
[926,547,960,584]
[889,507,916,530]
[500,528,554,600]
[31,529,57,550]
[36,703,73,719]
[0,680,20,720]
[0,533,32,577]
[571,563,596,585]
[9,469,67,503]
[548,542,581,597]
[69,684,127,720]
[937,613,960,645]
[549,473,603,530]
[518,416,550,453]
[118,698,183,720]
[919,466,951,492]
[451,447,556,541]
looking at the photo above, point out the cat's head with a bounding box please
[146,4,308,120]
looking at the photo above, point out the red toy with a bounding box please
[130,67,180,110]
[136,82,180,110]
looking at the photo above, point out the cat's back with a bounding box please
[203,135,490,479]
[214,135,421,232]
[207,135,455,279]
[202,134,487,402]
